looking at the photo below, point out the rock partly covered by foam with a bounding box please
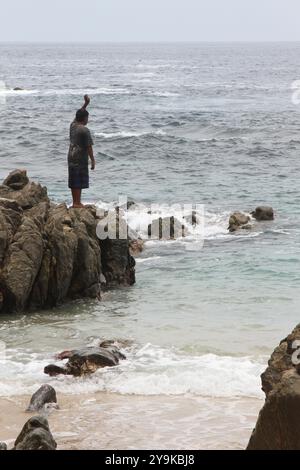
[148,216,186,240]
[0,442,7,450]
[229,206,275,232]
[228,212,251,232]
[44,342,126,377]
[13,416,57,450]
[0,170,135,314]
[26,384,58,412]
[247,324,300,450]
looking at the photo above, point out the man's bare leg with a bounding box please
[71,189,84,208]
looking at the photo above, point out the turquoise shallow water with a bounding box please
[0,42,300,405]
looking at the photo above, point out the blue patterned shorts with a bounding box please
[68,166,89,189]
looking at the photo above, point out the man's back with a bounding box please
[68,120,93,169]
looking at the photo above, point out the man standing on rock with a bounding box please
[68,95,95,208]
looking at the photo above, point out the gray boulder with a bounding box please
[251,206,274,221]
[26,384,58,412]
[13,416,57,450]
[0,442,7,450]
[228,212,251,232]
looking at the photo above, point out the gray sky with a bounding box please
[1,0,300,42]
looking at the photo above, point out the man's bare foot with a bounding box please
[71,203,85,209]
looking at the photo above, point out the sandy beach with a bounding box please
[0,394,263,450]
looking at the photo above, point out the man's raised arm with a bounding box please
[81,94,90,110]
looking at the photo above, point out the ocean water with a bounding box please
[1,42,300,449]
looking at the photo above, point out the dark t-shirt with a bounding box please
[68,121,94,169]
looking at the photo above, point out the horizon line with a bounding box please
[1,40,300,45]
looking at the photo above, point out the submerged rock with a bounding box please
[251,206,274,221]
[0,170,135,314]
[26,384,58,412]
[228,212,251,232]
[247,324,300,450]
[44,344,126,377]
[13,416,57,450]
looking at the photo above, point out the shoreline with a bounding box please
[0,393,263,450]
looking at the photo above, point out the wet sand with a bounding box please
[0,393,263,450]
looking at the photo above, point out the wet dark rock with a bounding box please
[98,340,127,361]
[13,87,24,91]
[100,238,136,287]
[45,344,126,377]
[247,324,300,450]
[251,206,274,221]
[228,212,251,232]
[0,170,135,314]
[13,416,57,450]
[26,384,58,412]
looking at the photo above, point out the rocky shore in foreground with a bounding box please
[0,170,135,314]
[247,324,300,450]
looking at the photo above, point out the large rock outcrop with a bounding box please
[0,170,135,314]
[247,324,300,450]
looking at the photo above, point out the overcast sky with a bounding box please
[1,0,300,42]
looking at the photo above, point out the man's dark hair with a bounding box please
[76,109,89,122]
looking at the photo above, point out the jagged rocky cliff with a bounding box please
[0,170,135,314]
[247,324,300,450]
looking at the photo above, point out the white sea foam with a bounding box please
[42,87,131,96]
[125,204,229,242]
[0,86,178,99]
[0,87,131,97]
[96,129,166,139]
[0,88,38,96]
[95,201,255,243]
[135,256,162,264]
[135,64,173,69]
[148,91,180,97]
[0,344,265,398]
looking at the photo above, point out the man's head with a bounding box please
[75,108,89,125]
